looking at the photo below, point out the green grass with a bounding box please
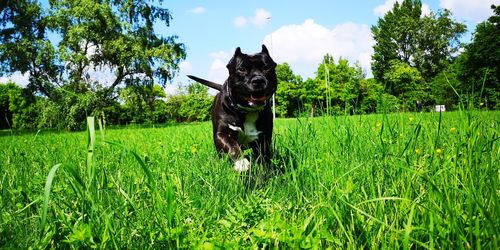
[0,110,499,248]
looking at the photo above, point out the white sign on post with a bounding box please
[435,105,446,112]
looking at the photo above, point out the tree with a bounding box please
[1,0,186,129]
[0,82,40,129]
[358,78,384,114]
[0,0,60,97]
[382,60,431,111]
[371,0,466,83]
[120,84,166,124]
[429,62,462,109]
[315,55,364,115]
[48,0,186,98]
[165,83,212,122]
[371,0,421,83]
[0,82,18,129]
[298,78,324,117]
[457,5,500,109]
[274,63,302,117]
[416,9,466,80]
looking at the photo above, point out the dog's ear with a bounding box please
[261,44,277,68]
[261,45,270,55]
[234,47,242,56]
[227,47,242,70]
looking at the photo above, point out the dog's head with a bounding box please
[226,45,277,109]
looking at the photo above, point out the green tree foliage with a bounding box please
[457,5,500,109]
[165,83,212,122]
[299,78,324,117]
[314,55,364,115]
[0,0,186,129]
[358,78,385,114]
[275,57,387,117]
[371,0,466,84]
[1,79,214,129]
[120,84,166,124]
[274,63,303,117]
[383,60,432,111]
[417,10,466,80]
[0,82,18,129]
[0,0,60,97]
[48,0,186,97]
[0,82,40,129]
[428,62,462,109]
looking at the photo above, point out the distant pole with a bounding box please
[272,95,276,119]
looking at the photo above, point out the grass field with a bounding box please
[0,110,498,248]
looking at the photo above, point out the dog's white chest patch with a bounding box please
[228,113,262,144]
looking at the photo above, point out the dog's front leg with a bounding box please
[214,132,250,172]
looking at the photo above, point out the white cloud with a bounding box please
[234,16,248,28]
[188,6,206,14]
[374,0,398,16]
[263,19,375,78]
[208,50,233,84]
[179,61,192,72]
[173,60,194,93]
[251,8,271,27]
[374,0,431,17]
[234,8,271,28]
[0,71,30,87]
[440,0,499,23]
[87,66,116,87]
[164,84,181,96]
[421,4,431,16]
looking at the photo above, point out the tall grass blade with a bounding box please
[444,73,462,107]
[479,68,489,103]
[64,165,85,192]
[40,163,61,236]
[403,203,416,248]
[399,120,421,157]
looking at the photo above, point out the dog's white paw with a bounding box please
[234,158,251,172]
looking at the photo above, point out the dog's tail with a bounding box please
[187,75,223,91]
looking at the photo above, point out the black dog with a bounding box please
[188,45,277,171]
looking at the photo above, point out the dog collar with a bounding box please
[236,103,266,112]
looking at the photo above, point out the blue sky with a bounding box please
[2,0,499,94]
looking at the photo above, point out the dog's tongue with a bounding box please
[250,95,267,102]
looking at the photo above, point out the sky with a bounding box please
[1,0,499,94]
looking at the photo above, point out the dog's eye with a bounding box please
[262,65,273,72]
[237,67,247,74]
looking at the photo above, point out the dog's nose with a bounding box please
[251,76,266,88]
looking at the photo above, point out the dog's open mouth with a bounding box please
[244,95,268,106]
